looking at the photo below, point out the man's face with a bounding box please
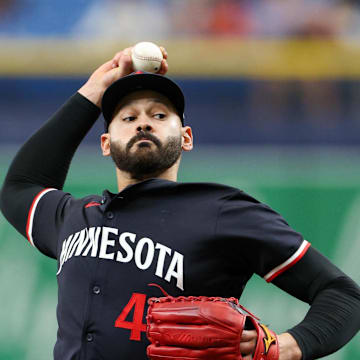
[101,90,192,180]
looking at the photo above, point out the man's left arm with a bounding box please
[216,192,360,360]
[272,246,360,360]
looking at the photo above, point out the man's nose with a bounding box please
[136,117,153,133]
[136,124,153,132]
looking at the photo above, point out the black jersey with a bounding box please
[26,180,309,359]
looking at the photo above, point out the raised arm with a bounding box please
[0,49,135,238]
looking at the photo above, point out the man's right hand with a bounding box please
[78,47,168,108]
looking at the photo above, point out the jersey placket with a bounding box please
[81,193,124,359]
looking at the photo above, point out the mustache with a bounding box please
[126,131,162,151]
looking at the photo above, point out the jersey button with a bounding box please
[93,286,101,295]
[106,211,114,219]
[86,333,93,342]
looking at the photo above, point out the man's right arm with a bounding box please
[0,93,101,238]
[0,49,136,239]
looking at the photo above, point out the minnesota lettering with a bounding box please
[57,227,184,290]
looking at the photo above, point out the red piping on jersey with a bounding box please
[266,241,311,283]
[85,201,101,208]
[26,188,53,245]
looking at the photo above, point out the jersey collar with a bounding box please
[101,178,177,207]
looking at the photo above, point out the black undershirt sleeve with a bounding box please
[273,246,360,359]
[0,92,101,238]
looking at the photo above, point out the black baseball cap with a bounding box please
[102,71,185,131]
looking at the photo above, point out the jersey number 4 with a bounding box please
[114,293,147,341]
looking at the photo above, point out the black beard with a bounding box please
[110,131,182,181]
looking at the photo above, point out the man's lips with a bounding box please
[133,138,156,148]
[127,132,161,150]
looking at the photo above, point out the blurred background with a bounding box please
[0,0,360,358]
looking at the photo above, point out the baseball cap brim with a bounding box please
[102,71,185,130]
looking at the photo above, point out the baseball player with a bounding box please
[1,47,360,360]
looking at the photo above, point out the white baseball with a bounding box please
[131,42,163,73]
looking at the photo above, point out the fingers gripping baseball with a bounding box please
[110,48,133,72]
[78,45,168,108]
[158,46,169,75]
[146,296,279,360]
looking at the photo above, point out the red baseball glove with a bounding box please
[146,295,279,360]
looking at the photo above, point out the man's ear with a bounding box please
[182,126,193,151]
[101,133,111,156]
